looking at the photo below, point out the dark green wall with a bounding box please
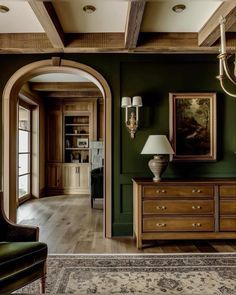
[1,54,236,236]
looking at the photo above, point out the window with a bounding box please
[18,104,32,201]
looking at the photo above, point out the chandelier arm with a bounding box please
[219,78,236,98]
[222,58,236,85]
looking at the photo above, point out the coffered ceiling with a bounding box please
[27,73,102,99]
[141,1,222,32]
[0,0,235,53]
[52,0,129,33]
[0,0,44,33]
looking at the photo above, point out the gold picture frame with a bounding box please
[169,93,217,162]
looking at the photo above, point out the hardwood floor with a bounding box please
[17,195,236,254]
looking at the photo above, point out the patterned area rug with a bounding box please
[19,254,236,294]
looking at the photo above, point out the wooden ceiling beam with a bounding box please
[28,0,64,49]
[30,82,99,92]
[198,2,236,47]
[136,32,236,53]
[43,91,102,98]
[124,0,146,49]
[0,32,236,54]
[65,33,124,52]
[0,33,60,54]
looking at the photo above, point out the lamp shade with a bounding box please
[121,97,131,108]
[141,135,174,155]
[132,96,142,107]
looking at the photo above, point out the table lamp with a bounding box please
[141,135,174,182]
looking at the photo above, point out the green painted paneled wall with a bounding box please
[0,54,236,236]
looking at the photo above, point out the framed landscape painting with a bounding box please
[169,93,217,162]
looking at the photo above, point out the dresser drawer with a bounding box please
[220,186,236,197]
[220,200,236,215]
[220,218,236,231]
[143,199,214,215]
[143,186,213,198]
[143,217,214,232]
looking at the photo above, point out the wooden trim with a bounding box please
[30,82,99,92]
[28,1,64,49]
[141,232,236,240]
[214,185,219,232]
[2,59,112,238]
[19,86,42,200]
[124,0,146,49]
[18,193,31,205]
[19,97,36,109]
[43,91,102,98]
[198,2,236,46]
[51,57,61,67]
[133,178,236,185]
[39,188,46,198]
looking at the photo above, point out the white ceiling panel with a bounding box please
[142,0,223,33]
[30,73,90,83]
[52,0,128,33]
[0,0,44,33]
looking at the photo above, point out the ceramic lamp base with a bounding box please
[148,155,169,182]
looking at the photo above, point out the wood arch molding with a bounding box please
[2,58,112,238]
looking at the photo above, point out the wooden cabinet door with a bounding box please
[62,164,89,193]
[62,164,80,189]
[47,164,62,188]
[46,103,62,163]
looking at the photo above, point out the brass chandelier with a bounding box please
[217,16,236,97]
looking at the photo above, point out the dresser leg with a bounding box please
[137,238,142,249]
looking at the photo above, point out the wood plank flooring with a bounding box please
[17,195,236,254]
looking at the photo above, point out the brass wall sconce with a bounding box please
[121,96,142,139]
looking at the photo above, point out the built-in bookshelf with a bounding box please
[64,115,90,163]
[46,99,97,195]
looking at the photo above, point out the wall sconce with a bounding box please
[121,96,142,138]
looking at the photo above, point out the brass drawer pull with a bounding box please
[192,189,202,193]
[156,223,166,227]
[192,223,202,227]
[192,205,202,210]
[156,189,166,193]
[156,206,166,210]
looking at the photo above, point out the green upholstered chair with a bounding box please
[0,192,48,294]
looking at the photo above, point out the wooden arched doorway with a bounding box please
[2,58,112,237]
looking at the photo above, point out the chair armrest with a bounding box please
[0,192,39,241]
[6,223,39,242]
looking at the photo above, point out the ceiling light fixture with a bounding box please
[172,4,186,13]
[0,5,9,13]
[217,16,236,97]
[83,5,96,14]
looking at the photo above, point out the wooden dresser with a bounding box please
[133,178,236,248]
